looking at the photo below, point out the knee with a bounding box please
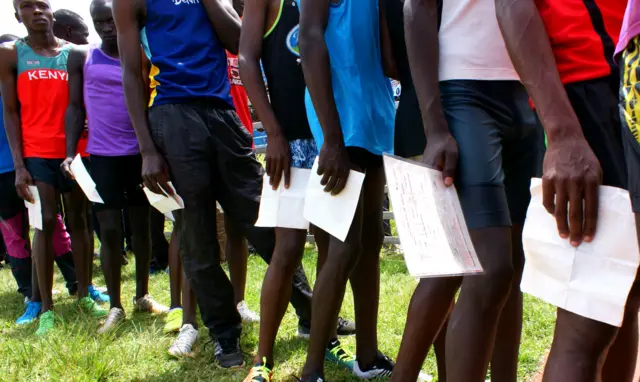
[330,241,363,278]
[100,219,121,244]
[474,260,514,305]
[362,221,384,253]
[41,211,57,233]
[66,210,87,231]
[272,240,305,273]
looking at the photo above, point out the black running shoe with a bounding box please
[353,351,394,379]
[214,337,245,369]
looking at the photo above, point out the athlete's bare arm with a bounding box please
[0,41,33,202]
[113,0,173,196]
[299,0,350,195]
[379,0,398,80]
[495,0,601,245]
[239,0,291,188]
[404,0,457,185]
[61,45,89,177]
[202,0,242,54]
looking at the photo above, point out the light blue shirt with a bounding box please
[297,0,395,155]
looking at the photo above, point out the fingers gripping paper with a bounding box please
[70,154,104,203]
[303,158,365,242]
[255,168,312,230]
[143,182,185,214]
[383,155,482,277]
[521,178,640,327]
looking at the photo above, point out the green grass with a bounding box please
[0,244,556,381]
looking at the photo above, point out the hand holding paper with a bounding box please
[143,182,184,214]
[24,185,42,230]
[255,168,311,230]
[70,154,104,203]
[303,158,365,242]
[521,178,639,326]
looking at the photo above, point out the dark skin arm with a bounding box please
[299,0,350,195]
[495,0,601,246]
[202,0,242,54]
[61,45,89,178]
[239,0,291,189]
[404,0,457,186]
[0,42,33,202]
[379,0,398,80]
[113,0,173,196]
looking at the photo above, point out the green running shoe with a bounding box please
[35,310,56,337]
[325,339,355,370]
[78,296,109,318]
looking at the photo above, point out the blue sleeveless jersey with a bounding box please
[296,0,395,156]
[142,0,232,107]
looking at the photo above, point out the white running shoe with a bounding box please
[237,300,260,323]
[168,324,198,358]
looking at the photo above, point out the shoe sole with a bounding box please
[168,350,195,359]
[216,360,246,370]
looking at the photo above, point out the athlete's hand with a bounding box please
[543,135,602,247]
[61,157,75,180]
[422,131,458,187]
[142,152,174,196]
[265,133,291,190]
[318,142,350,195]
[15,166,34,203]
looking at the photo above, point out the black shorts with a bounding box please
[24,157,75,193]
[346,146,382,172]
[0,171,23,220]
[90,154,147,212]
[440,80,539,229]
[619,36,640,212]
[565,76,628,189]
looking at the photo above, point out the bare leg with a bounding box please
[33,182,58,312]
[129,205,151,300]
[225,215,249,304]
[254,228,307,365]
[434,316,450,381]
[168,229,182,309]
[445,226,514,381]
[491,223,526,382]
[63,186,91,299]
[97,209,124,309]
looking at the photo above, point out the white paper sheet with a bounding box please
[255,168,311,230]
[143,182,185,214]
[521,178,640,327]
[303,158,365,242]
[70,154,104,203]
[24,185,42,230]
[383,155,483,278]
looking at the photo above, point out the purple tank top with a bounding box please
[616,0,640,57]
[84,46,139,156]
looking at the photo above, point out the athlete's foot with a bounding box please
[97,307,125,334]
[336,317,356,336]
[213,337,245,369]
[163,307,183,334]
[353,351,394,379]
[16,301,42,325]
[244,358,274,382]
[88,285,110,304]
[78,297,109,318]
[133,294,169,314]
[168,324,198,358]
[35,310,56,336]
[326,339,355,370]
[237,301,260,323]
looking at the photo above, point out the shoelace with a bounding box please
[174,329,195,350]
[329,343,354,362]
[249,362,273,381]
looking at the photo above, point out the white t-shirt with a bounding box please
[438,0,519,81]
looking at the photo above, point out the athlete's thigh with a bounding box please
[91,155,127,213]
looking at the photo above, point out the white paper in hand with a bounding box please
[143,182,184,214]
[303,158,365,242]
[255,168,311,230]
[383,155,482,278]
[70,154,104,203]
[24,185,42,230]
[521,178,640,327]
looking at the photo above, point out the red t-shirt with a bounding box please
[226,52,254,146]
[536,0,626,84]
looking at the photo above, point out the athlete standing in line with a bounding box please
[62,0,168,335]
[240,0,357,379]
[0,0,107,336]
